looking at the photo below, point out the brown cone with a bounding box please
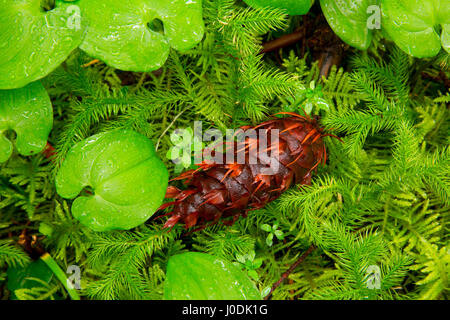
[158,112,329,231]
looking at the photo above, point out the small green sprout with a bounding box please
[234,251,263,281]
[260,223,284,247]
[282,80,330,115]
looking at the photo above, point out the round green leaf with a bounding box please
[164,252,262,300]
[78,0,205,72]
[243,0,314,15]
[55,129,169,232]
[0,81,53,163]
[320,0,378,50]
[381,0,450,58]
[0,0,86,89]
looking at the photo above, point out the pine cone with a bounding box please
[159,112,330,230]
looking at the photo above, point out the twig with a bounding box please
[261,29,303,54]
[421,70,450,89]
[130,72,148,94]
[318,44,344,79]
[43,142,56,159]
[155,108,187,151]
[264,244,316,300]
[81,59,101,68]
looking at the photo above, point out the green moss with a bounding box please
[0,0,448,301]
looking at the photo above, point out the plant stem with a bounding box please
[40,253,80,300]
[318,43,343,79]
[130,72,148,94]
[264,244,316,300]
[155,107,187,151]
[261,29,303,53]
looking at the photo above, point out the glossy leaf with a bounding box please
[164,252,262,300]
[0,81,53,163]
[381,0,450,58]
[243,0,314,15]
[55,129,169,232]
[0,0,86,89]
[79,0,205,72]
[320,0,379,50]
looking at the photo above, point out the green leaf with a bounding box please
[164,252,262,300]
[381,0,450,57]
[0,81,53,163]
[0,240,30,269]
[274,229,284,239]
[243,0,314,15]
[320,0,378,50]
[266,233,274,247]
[0,0,86,89]
[0,223,11,229]
[260,224,272,232]
[181,151,192,168]
[314,97,330,111]
[170,130,184,146]
[55,129,168,232]
[248,269,259,281]
[79,0,205,71]
[7,259,53,300]
[166,146,181,162]
[253,258,263,269]
[261,286,271,298]
[235,253,246,264]
[39,223,54,237]
[248,251,256,261]
[304,101,314,114]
